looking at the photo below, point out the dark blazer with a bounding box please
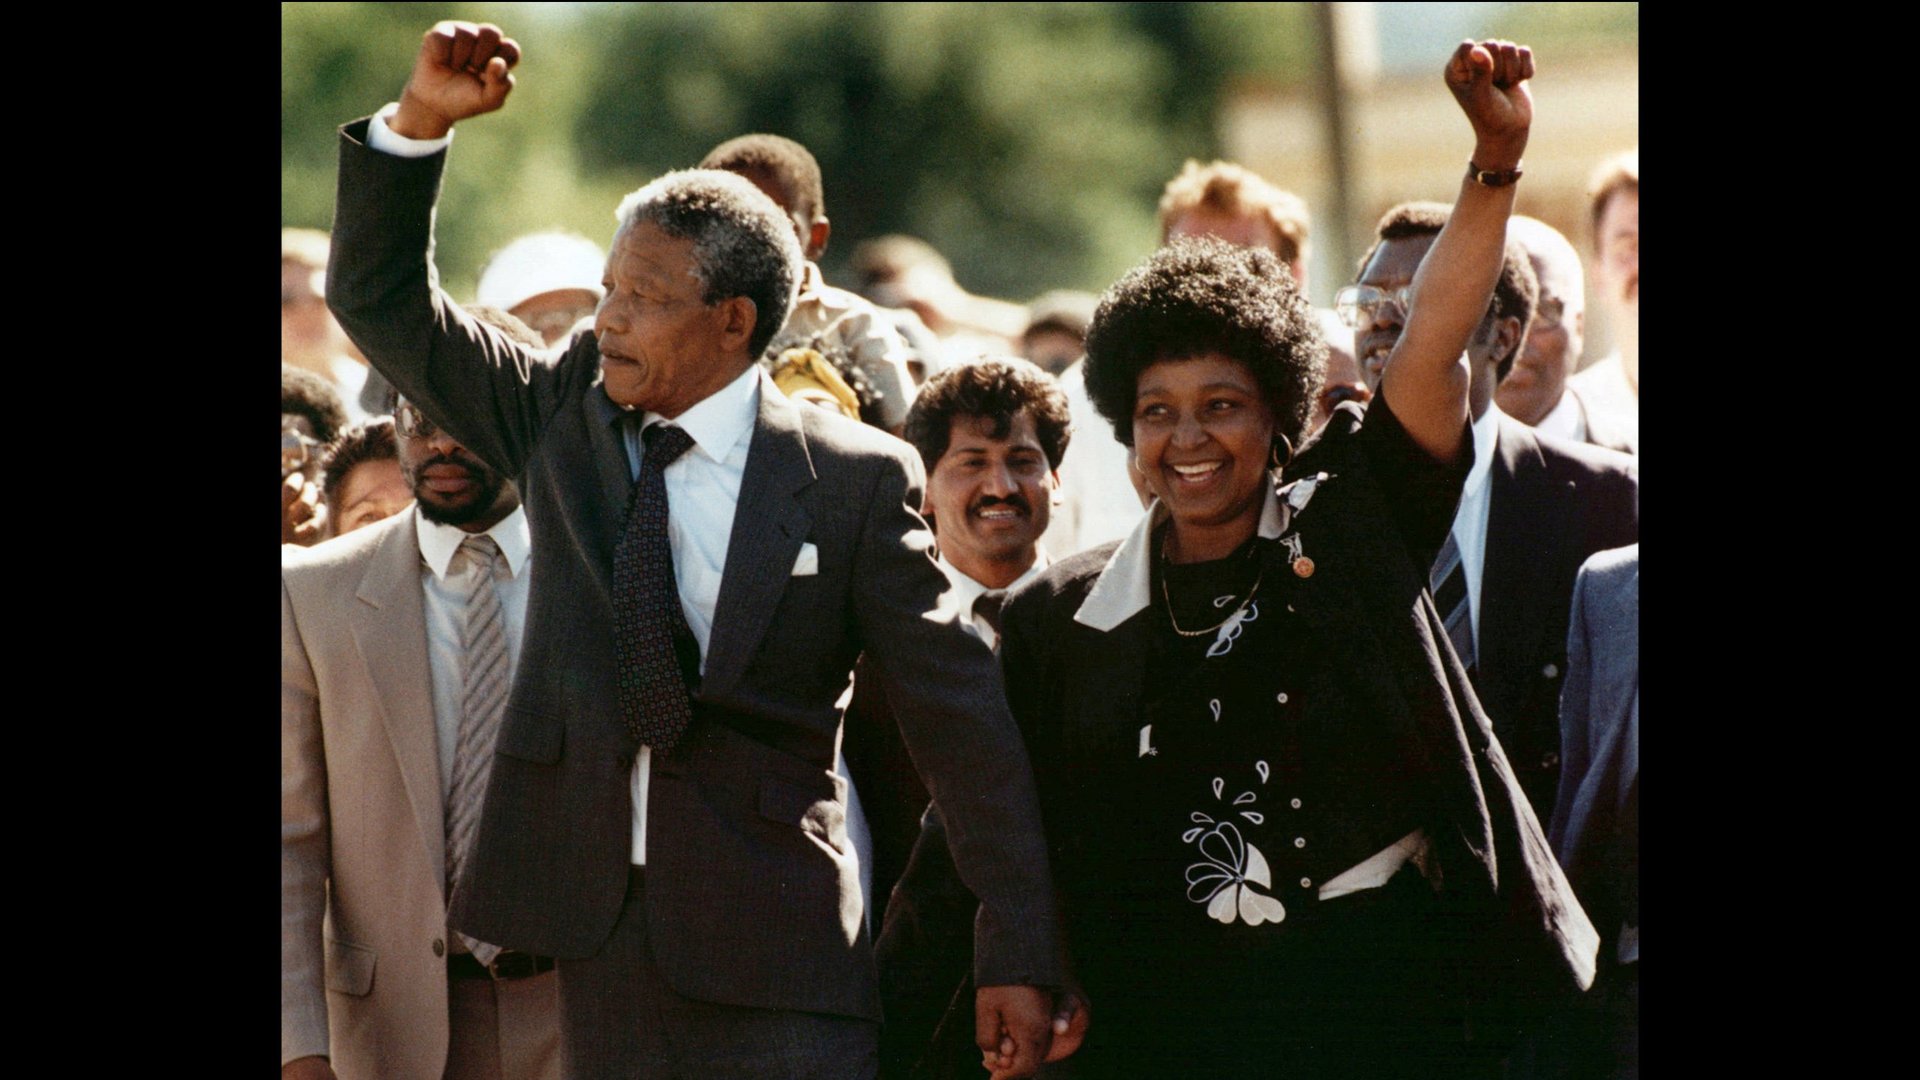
[885,400,1599,1074]
[326,119,1060,1022]
[1478,415,1638,821]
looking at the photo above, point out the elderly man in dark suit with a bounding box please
[1342,203,1638,822]
[326,21,1062,1080]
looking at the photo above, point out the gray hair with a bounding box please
[1509,216,1585,313]
[614,169,803,358]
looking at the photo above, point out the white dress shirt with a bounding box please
[1567,351,1639,447]
[614,363,761,865]
[1447,405,1503,652]
[415,505,534,801]
[937,552,1050,651]
[1531,386,1587,445]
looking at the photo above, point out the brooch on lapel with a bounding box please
[1274,471,1333,579]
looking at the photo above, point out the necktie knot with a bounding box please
[974,589,1008,637]
[453,533,505,590]
[642,424,695,474]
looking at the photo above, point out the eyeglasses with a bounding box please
[394,403,439,439]
[1333,284,1414,330]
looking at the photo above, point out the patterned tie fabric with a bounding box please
[613,423,699,755]
[445,534,509,964]
[973,588,1008,645]
[1429,530,1476,675]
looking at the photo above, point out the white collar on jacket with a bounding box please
[1073,472,1291,632]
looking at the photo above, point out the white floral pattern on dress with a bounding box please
[1181,760,1285,925]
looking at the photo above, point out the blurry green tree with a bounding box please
[282,2,1320,301]
[283,3,1628,302]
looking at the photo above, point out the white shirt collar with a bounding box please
[416,504,532,582]
[1463,403,1503,505]
[1073,474,1289,632]
[939,548,1052,606]
[641,362,761,465]
[1531,388,1587,445]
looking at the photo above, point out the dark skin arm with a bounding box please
[386,21,522,141]
[1379,39,1535,462]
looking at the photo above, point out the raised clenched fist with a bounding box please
[1444,39,1534,170]
[390,21,522,141]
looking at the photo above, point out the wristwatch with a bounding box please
[1466,160,1524,187]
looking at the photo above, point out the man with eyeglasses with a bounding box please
[1336,201,1638,824]
[1494,216,1636,456]
[283,306,562,1080]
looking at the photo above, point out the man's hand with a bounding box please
[1444,39,1534,170]
[390,21,522,141]
[1043,989,1090,1063]
[281,1056,337,1080]
[976,984,1054,1079]
[282,470,327,545]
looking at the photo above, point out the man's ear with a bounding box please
[1477,313,1522,372]
[807,217,831,262]
[717,296,758,354]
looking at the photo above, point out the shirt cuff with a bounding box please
[367,102,454,158]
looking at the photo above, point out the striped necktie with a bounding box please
[445,533,509,964]
[1429,530,1476,675]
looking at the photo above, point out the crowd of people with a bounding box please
[284,20,1638,1080]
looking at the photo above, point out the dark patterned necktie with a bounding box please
[613,423,698,754]
[973,589,1008,645]
[1429,530,1476,676]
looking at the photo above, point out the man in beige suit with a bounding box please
[283,349,562,1077]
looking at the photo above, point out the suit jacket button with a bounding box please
[432,938,445,958]
[1542,662,1560,679]
[1541,751,1560,770]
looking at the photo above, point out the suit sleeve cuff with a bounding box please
[368,102,454,158]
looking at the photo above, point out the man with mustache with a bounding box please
[284,306,558,1079]
[847,359,1084,1077]
[848,357,1071,915]
[1565,150,1638,453]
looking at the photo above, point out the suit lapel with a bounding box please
[584,385,639,537]
[701,376,816,699]
[348,513,447,896]
[1479,418,1559,727]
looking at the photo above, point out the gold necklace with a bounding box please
[1160,547,1264,638]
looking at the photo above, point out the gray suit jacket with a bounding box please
[282,511,454,1078]
[1547,544,1638,965]
[326,118,1060,1021]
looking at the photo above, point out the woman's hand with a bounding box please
[1444,39,1534,170]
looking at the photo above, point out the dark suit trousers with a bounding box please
[556,869,880,1079]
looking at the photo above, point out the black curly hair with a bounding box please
[1082,236,1325,450]
[902,357,1073,474]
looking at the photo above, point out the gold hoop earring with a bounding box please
[1270,434,1294,471]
